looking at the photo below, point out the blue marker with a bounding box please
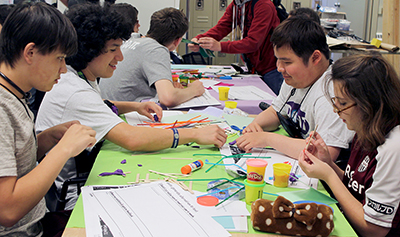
[153,114,159,122]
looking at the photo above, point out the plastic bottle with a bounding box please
[181,160,204,174]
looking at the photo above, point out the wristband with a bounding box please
[171,128,179,148]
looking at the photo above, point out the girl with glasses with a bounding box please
[299,54,400,237]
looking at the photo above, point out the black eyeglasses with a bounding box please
[331,97,357,115]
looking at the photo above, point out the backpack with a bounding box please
[251,0,289,23]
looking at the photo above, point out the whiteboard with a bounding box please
[58,0,180,36]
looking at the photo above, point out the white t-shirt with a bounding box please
[272,65,354,148]
[35,66,124,210]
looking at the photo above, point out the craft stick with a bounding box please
[136,173,140,183]
[149,169,178,179]
[178,181,189,191]
[305,124,319,150]
[215,187,245,207]
[161,157,193,160]
[145,173,150,183]
[188,181,193,193]
[168,173,191,177]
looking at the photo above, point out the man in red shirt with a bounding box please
[189,0,283,95]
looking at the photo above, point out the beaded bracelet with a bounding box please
[171,128,179,148]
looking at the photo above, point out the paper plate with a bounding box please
[293,200,334,213]
[197,195,219,206]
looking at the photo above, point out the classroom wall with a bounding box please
[58,0,180,35]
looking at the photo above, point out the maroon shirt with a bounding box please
[195,0,279,75]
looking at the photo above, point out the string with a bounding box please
[0,71,31,104]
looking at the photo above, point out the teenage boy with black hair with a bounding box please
[237,16,353,162]
[99,7,205,107]
[0,2,96,236]
[36,3,226,211]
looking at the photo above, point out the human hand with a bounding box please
[56,124,97,158]
[173,81,184,89]
[236,132,269,152]
[188,38,200,52]
[305,132,333,165]
[194,125,227,148]
[198,37,221,52]
[136,102,163,121]
[242,122,263,134]
[187,80,205,96]
[46,120,81,145]
[298,149,334,181]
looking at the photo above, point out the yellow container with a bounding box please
[225,101,237,109]
[218,87,230,100]
[273,163,292,188]
[244,179,265,204]
[246,159,268,184]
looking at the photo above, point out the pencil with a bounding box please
[305,124,319,150]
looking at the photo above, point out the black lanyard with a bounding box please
[278,83,314,122]
[0,72,36,143]
[0,71,31,104]
[0,72,32,120]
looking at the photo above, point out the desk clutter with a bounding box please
[70,110,352,236]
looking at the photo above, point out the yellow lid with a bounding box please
[225,101,237,109]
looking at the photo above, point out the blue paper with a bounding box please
[212,216,235,229]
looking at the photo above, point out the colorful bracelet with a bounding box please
[171,128,179,148]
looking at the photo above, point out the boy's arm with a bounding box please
[154,79,205,107]
[0,124,95,227]
[105,123,226,151]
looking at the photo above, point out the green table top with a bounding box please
[66,115,356,236]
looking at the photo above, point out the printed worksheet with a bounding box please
[82,182,231,237]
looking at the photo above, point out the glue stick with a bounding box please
[181,160,203,174]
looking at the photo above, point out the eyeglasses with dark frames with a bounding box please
[331,97,357,115]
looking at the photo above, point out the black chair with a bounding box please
[182,52,212,65]
[45,141,103,211]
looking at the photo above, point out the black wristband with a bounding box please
[171,128,179,148]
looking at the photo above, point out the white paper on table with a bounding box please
[220,145,319,189]
[198,66,237,75]
[82,182,231,237]
[199,79,221,88]
[212,85,275,101]
[168,90,221,109]
[124,110,183,126]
